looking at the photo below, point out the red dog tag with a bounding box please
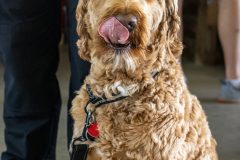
[87,122,99,138]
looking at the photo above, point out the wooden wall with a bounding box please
[182,0,224,65]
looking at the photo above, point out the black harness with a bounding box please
[70,84,128,160]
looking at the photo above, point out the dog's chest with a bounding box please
[94,100,173,140]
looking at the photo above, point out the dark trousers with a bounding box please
[0,0,61,160]
[66,0,91,146]
[0,0,90,159]
[0,0,61,159]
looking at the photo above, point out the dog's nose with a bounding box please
[115,14,137,32]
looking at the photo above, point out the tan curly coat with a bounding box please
[71,0,218,159]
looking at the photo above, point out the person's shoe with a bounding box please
[218,80,240,104]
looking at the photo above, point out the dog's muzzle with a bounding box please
[98,16,137,50]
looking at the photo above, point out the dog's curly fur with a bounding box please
[71,0,218,159]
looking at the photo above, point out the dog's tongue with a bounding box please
[98,17,129,44]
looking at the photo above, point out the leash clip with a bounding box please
[85,110,94,127]
[79,108,99,142]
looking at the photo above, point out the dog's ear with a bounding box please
[76,0,91,61]
[157,0,182,58]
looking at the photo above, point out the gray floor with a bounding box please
[0,45,240,160]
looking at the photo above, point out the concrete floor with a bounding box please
[0,44,240,160]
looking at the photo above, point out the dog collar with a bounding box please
[86,84,128,108]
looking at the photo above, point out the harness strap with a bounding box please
[95,95,128,108]
[79,84,128,142]
[86,84,103,104]
[86,84,128,108]
[71,84,128,159]
[79,110,95,142]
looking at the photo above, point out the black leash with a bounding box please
[70,140,89,160]
[70,84,128,160]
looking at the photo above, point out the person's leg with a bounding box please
[218,0,240,80]
[0,0,61,159]
[67,0,91,147]
[218,0,240,102]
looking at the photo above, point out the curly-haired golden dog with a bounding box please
[70,0,218,159]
